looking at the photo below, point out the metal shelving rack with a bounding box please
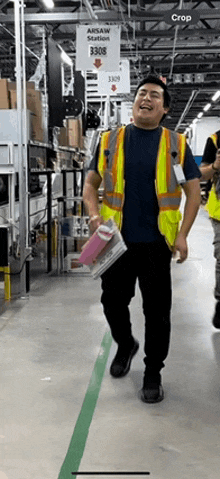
[56,164,90,274]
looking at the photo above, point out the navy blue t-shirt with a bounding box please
[89,124,201,243]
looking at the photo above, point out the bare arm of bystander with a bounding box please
[200,149,220,181]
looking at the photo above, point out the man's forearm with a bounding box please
[179,194,200,238]
[200,152,220,181]
[83,183,100,217]
[179,179,201,238]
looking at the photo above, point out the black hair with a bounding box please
[134,75,171,109]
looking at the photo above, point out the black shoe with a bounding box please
[139,372,164,404]
[110,338,139,378]
[212,301,220,329]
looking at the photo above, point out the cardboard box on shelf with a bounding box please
[8,81,36,91]
[31,115,44,143]
[28,92,43,142]
[28,82,35,90]
[58,127,68,146]
[66,117,83,149]
[9,90,17,109]
[10,88,42,116]
[26,90,42,116]
[0,79,10,109]
[10,88,44,142]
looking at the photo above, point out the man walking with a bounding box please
[200,131,220,328]
[83,75,201,403]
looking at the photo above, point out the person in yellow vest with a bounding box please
[200,131,220,328]
[83,75,201,403]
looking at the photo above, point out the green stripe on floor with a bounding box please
[58,329,113,479]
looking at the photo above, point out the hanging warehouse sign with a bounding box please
[97,59,130,95]
[163,9,200,25]
[75,24,121,72]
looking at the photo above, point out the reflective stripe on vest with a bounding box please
[157,193,182,210]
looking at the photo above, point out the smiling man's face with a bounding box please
[132,83,169,130]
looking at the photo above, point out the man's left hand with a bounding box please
[173,233,188,263]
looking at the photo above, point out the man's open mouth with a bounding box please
[140,105,152,110]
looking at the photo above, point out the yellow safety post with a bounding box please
[52,219,58,257]
[0,266,11,301]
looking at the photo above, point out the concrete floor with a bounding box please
[1,206,220,479]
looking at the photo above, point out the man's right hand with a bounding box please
[89,215,103,233]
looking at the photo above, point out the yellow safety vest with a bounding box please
[205,133,220,220]
[98,126,186,250]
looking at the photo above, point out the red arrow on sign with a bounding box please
[111,84,117,92]
[94,59,102,69]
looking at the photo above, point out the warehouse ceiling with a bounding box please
[0,0,220,132]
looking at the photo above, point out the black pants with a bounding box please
[101,240,172,373]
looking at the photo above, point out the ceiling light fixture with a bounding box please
[203,103,211,112]
[42,0,54,8]
[197,112,203,119]
[212,91,220,102]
